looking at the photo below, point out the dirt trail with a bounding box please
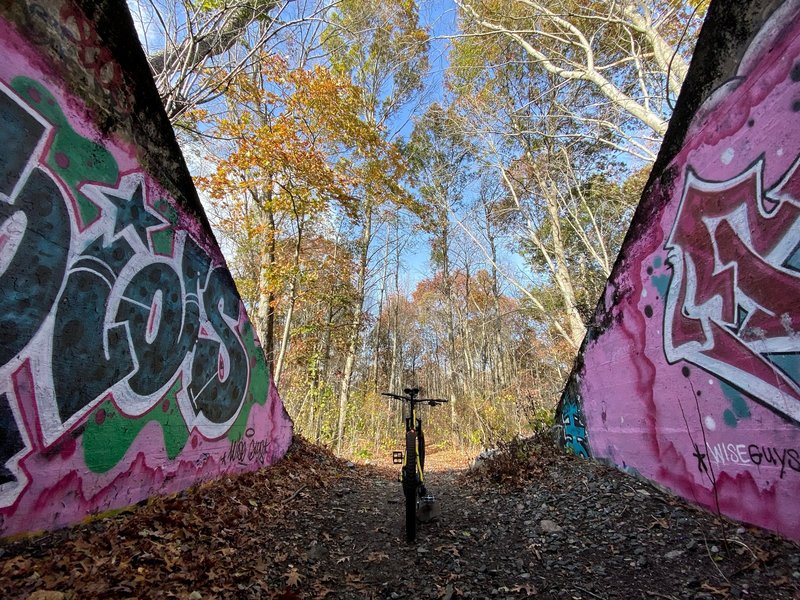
[1,437,799,599]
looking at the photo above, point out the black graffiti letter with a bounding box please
[51,236,136,423]
[188,268,248,423]
[0,168,71,366]
[117,264,187,395]
[0,90,44,197]
[118,236,211,396]
[0,89,70,365]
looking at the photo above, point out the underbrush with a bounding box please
[466,431,564,485]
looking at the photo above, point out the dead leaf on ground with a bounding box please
[285,567,301,587]
[26,591,65,600]
[367,551,388,562]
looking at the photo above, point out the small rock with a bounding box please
[664,550,683,560]
[189,593,202,600]
[710,545,720,554]
[539,519,562,533]
[306,543,326,561]
[346,461,355,468]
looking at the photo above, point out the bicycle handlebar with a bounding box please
[381,392,447,406]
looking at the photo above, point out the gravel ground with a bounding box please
[1,435,799,599]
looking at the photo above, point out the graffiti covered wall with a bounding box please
[560,0,800,540]
[0,3,292,536]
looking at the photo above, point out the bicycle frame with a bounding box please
[382,387,446,542]
[404,399,425,489]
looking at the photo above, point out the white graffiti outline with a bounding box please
[663,158,800,422]
[0,80,56,508]
[31,173,251,444]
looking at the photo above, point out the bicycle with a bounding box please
[381,387,447,542]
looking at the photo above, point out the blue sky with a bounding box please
[125,0,528,299]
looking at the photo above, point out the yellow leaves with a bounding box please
[197,54,416,229]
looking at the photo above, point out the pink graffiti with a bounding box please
[0,10,292,539]
[664,159,800,421]
[575,5,800,542]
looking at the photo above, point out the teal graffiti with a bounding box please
[561,398,590,458]
[766,353,800,388]
[651,274,670,297]
[3,78,263,474]
[721,381,751,428]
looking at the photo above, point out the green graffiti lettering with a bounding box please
[83,379,189,473]
[225,321,270,442]
[11,77,118,227]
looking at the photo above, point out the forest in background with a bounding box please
[130,0,707,457]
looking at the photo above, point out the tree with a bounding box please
[452,0,703,161]
[406,102,474,441]
[321,0,429,453]
[134,0,330,124]
[196,55,382,376]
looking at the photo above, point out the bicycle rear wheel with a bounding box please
[403,429,418,542]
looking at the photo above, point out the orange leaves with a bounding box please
[194,47,414,226]
[195,61,380,223]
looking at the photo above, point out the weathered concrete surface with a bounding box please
[559,0,800,541]
[0,0,292,537]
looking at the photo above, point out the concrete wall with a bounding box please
[0,1,292,536]
[559,0,800,540]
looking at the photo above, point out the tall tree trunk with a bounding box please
[315,303,335,444]
[389,217,402,393]
[254,187,277,375]
[542,179,585,346]
[336,201,373,454]
[371,224,391,392]
[274,216,304,385]
[437,206,460,447]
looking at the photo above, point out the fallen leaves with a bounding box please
[1,435,799,600]
[0,437,345,599]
